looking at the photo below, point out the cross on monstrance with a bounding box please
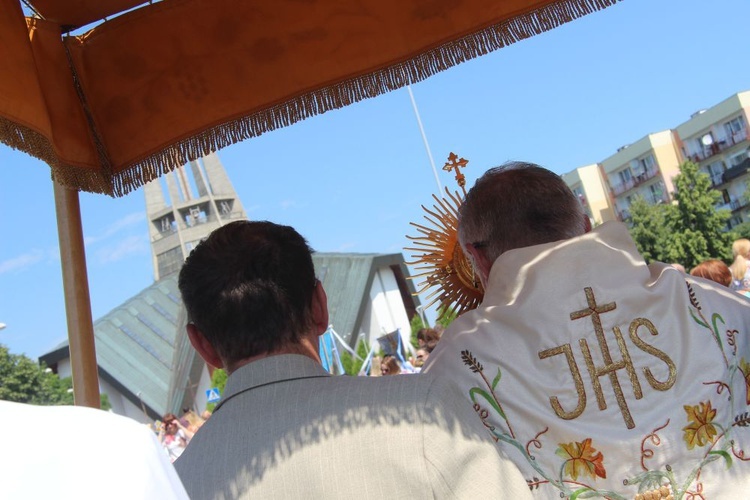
[442,152,468,192]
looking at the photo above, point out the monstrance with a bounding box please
[405,153,485,320]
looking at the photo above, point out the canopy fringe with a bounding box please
[1,0,619,197]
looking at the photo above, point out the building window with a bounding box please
[618,169,632,185]
[722,190,731,205]
[158,216,176,234]
[648,183,664,204]
[730,152,748,167]
[640,154,656,172]
[724,115,746,139]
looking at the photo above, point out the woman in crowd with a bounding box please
[416,327,442,349]
[730,238,750,291]
[380,355,402,375]
[159,413,194,462]
[690,259,732,288]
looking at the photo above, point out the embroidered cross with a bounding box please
[571,287,640,429]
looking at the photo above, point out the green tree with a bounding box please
[0,344,110,407]
[409,313,427,350]
[205,368,228,412]
[341,339,370,376]
[661,160,733,269]
[0,345,46,403]
[436,305,458,329]
[732,221,750,240]
[35,372,74,406]
[628,196,669,263]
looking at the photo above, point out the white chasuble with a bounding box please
[424,222,750,499]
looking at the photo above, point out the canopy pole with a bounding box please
[53,181,100,408]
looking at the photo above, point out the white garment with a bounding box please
[424,222,750,499]
[163,428,188,462]
[0,401,189,500]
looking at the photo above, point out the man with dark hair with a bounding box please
[178,221,321,371]
[174,220,530,500]
[424,162,750,498]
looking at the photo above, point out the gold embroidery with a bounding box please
[573,288,637,429]
[539,344,586,420]
[580,336,636,429]
[538,287,678,430]
[569,287,616,322]
[615,326,643,399]
[629,318,677,392]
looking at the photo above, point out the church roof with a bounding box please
[40,276,186,419]
[313,252,417,344]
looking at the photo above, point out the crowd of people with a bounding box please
[683,238,750,298]
[375,327,441,375]
[155,410,211,462]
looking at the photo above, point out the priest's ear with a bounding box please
[311,280,329,336]
[186,323,224,369]
[583,214,592,233]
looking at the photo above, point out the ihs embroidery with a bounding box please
[461,284,749,499]
[539,287,676,429]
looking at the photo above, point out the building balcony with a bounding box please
[709,172,725,188]
[610,168,659,197]
[688,129,749,163]
[150,210,246,242]
[722,158,750,184]
[732,199,749,212]
[645,192,670,205]
[716,198,749,213]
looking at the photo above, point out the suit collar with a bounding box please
[222,354,330,404]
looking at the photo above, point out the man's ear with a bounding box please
[186,323,224,369]
[311,281,329,335]
[583,214,592,233]
[464,243,492,288]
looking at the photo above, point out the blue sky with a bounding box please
[2,0,749,359]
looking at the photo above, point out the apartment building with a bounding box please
[599,130,682,221]
[561,164,615,226]
[674,91,750,229]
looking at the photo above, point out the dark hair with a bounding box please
[690,259,732,288]
[458,162,586,263]
[424,340,439,352]
[178,220,317,366]
[380,355,401,375]
[416,328,441,343]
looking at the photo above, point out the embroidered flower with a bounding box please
[682,401,717,449]
[739,358,750,405]
[555,438,606,481]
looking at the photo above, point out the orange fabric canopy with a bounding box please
[1,0,619,196]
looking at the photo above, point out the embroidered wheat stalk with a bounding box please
[734,412,750,427]
[461,349,515,438]
[686,281,701,311]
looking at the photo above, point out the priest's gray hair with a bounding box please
[458,161,587,264]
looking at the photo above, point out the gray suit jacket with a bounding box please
[175,354,530,499]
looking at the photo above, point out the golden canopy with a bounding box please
[1,0,618,197]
